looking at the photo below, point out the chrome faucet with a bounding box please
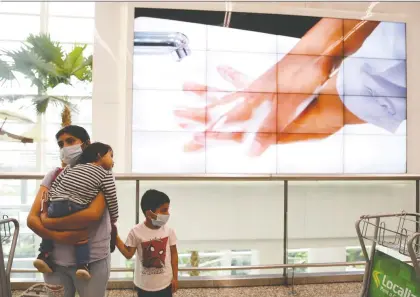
[133,32,191,62]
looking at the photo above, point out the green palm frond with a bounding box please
[3,48,59,91]
[0,33,91,131]
[25,34,64,65]
[72,54,92,81]
[32,95,78,115]
[62,45,86,74]
[0,94,26,103]
[0,59,16,85]
[61,45,92,80]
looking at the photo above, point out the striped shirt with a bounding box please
[48,164,119,222]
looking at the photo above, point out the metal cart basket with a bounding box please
[0,215,19,297]
[356,212,420,297]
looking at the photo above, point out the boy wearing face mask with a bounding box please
[116,189,178,297]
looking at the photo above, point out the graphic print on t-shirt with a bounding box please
[141,237,168,274]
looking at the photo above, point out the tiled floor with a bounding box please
[13,282,362,297]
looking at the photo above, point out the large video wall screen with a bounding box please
[132,8,407,174]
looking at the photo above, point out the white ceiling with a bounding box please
[303,2,420,14]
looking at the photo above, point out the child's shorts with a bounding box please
[48,200,88,218]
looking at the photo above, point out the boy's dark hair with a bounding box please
[55,125,90,143]
[141,189,170,215]
[76,142,112,165]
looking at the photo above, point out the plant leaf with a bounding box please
[25,34,64,65]
[3,48,59,91]
[62,45,86,76]
[32,95,77,115]
[0,34,91,123]
[0,59,16,85]
[73,54,92,81]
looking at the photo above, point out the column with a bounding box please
[92,2,133,278]
[92,2,132,173]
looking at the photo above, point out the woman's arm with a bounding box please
[27,186,88,245]
[41,192,106,231]
[116,235,136,259]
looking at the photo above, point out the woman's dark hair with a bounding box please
[56,125,90,143]
[75,142,112,165]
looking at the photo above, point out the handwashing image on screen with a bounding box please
[132,8,407,174]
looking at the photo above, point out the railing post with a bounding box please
[135,180,140,224]
[416,180,419,252]
[283,180,289,284]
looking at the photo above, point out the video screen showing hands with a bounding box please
[132,8,407,174]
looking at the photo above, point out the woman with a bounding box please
[27,125,110,297]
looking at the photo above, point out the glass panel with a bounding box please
[0,41,38,96]
[288,249,308,273]
[288,180,416,274]
[0,121,38,171]
[48,16,94,44]
[1,179,43,282]
[0,150,37,172]
[0,15,40,40]
[0,97,38,173]
[346,246,371,272]
[2,179,136,282]
[120,181,285,277]
[108,181,137,280]
[0,40,24,54]
[45,98,92,125]
[1,177,417,281]
[48,2,95,18]
[48,80,92,97]
[0,2,40,14]
[0,97,37,122]
[343,20,406,60]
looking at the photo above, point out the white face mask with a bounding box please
[60,144,83,165]
[151,213,170,227]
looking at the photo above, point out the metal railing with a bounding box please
[0,217,19,297]
[2,173,420,180]
[1,173,419,280]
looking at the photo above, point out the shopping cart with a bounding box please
[355,212,420,297]
[0,215,19,297]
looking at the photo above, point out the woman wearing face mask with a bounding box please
[27,125,111,297]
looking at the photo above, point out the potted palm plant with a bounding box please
[0,33,92,142]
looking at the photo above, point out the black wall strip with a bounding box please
[134,8,321,38]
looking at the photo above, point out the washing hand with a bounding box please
[175,65,361,155]
[174,65,278,156]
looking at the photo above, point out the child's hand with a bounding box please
[171,279,178,294]
[41,191,48,214]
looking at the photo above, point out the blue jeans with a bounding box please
[43,255,111,297]
[39,200,90,266]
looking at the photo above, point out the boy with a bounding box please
[116,189,178,297]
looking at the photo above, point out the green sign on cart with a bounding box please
[369,250,420,297]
